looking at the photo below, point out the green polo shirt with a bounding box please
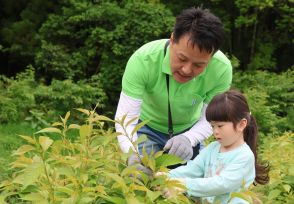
[122,39,232,134]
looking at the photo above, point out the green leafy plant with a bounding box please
[0,109,193,204]
[254,132,294,203]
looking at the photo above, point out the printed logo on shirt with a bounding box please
[192,99,197,106]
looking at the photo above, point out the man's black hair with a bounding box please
[173,7,225,53]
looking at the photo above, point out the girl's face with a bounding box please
[210,120,247,152]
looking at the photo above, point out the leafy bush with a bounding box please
[233,69,294,134]
[0,68,108,126]
[254,132,294,203]
[0,110,192,204]
[34,78,107,123]
[0,68,36,123]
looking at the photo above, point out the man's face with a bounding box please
[169,34,212,83]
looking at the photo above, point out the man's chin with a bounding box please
[173,74,192,83]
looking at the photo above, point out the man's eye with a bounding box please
[178,57,186,62]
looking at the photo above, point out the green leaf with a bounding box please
[131,120,150,136]
[268,189,281,200]
[18,135,36,144]
[39,136,54,151]
[155,154,183,168]
[36,127,61,134]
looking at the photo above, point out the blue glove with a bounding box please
[163,135,193,161]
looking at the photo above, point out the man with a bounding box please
[115,7,232,171]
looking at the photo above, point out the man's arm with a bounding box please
[115,92,142,153]
[181,104,212,146]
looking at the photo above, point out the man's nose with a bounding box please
[182,63,193,74]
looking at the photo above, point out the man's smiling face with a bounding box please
[169,34,212,83]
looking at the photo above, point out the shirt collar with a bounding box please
[161,44,172,75]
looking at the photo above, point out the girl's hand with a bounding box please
[155,172,186,199]
[162,178,186,199]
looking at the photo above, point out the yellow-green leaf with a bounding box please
[155,154,183,168]
[94,115,115,123]
[68,124,80,129]
[21,193,45,201]
[55,186,74,195]
[229,192,252,203]
[104,173,127,190]
[135,134,148,145]
[125,117,138,127]
[36,127,61,134]
[11,156,33,168]
[18,135,36,144]
[13,145,35,156]
[79,125,92,142]
[51,122,63,127]
[268,189,281,200]
[39,136,54,151]
[283,184,291,193]
[64,111,70,122]
[13,161,44,188]
[76,108,90,116]
[131,120,150,136]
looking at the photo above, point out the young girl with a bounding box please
[165,90,269,203]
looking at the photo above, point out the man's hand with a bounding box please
[163,135,193,161]
[127,154,152,177]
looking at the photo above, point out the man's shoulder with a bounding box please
[211,50,231,67]
[135,39,168,57]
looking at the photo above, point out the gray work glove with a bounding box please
[163,135,193,161]
[127,154,152,177]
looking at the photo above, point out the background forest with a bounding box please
[0,0,293,203]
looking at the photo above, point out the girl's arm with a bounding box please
[167,143,211,179]
[184,153,255,197]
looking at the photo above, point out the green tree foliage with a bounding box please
[0,0,61,75]
[0,68,107,125]
[233,70,294,133]
[233,69,294,134]
[35,0,174,105]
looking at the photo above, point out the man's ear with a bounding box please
[170,32,174,44]
[237,119,247,132]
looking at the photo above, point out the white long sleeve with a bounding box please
[181,104,212,147]
[114,92,142,153]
